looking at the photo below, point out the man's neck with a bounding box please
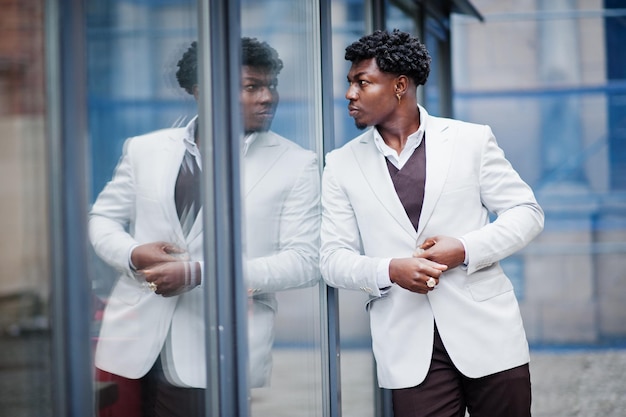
[377,107,421,154]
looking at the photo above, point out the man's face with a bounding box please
[241,65,279,134]
[345,58,398,130]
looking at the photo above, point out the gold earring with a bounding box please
[396,93,401,103]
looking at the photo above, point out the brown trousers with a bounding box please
[392,325,531,417]
[141,357,205,417]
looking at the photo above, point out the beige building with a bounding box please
[452,0,626,345]
[0,0,49,330]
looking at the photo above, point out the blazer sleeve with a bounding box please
[461,125,544,274]
[89,138,139,275]
[319,150,383,297]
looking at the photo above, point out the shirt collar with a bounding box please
[243,132,259,156]
[183,116,201,168]
[373,107,426,163]
[185,115,262,160]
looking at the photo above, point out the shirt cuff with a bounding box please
[376,258,393,289]
[196,261,204,287]
[457,237,469,269]
[128,243,140,271]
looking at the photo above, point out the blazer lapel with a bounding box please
[161,132,188,246]
[416,113,454,239]
[186,206,203,248]
[351,131,417,240]
[244,132,287,196]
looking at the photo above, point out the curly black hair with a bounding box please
[241,37,283,74]
[176,41,198,95]
[176,38,283,95]
[345,29,431,86]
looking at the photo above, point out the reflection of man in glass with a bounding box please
[90,39,319,417]
[236,38,321,387]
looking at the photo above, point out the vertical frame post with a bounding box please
[198,1,249,416]
[319,0,341,415]
[46,0,94,415]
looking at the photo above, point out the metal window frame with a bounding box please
[46,0,94,415]
[197,1,250,416]
[318,1,342,416]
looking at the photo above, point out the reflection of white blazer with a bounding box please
[320,106,544,389]
[242,130,321,387]
[90,120,320,388]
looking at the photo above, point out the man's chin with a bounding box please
[355,121,368,130]
[245,125,271,134]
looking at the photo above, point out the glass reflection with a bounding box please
[241,1,325,416]
[239,37,321,390]
[90,33,321,416]
[90,42,207,417]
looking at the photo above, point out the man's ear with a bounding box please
[192,84,200,101]
[394,75,409,95]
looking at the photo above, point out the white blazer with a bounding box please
[320,106,544,389]
[90,120,320,388]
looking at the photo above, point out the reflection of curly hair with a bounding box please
[176,41,197,95]
[242,37,283,75]
[345,29,431,86]
[176,38,283,95]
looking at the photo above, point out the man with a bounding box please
[320,29,544,417]
[90,38,319,416]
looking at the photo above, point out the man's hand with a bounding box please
[417,236,466,270]
[142,261,201,297]
[389,257,447,294]
[131,241,187,271]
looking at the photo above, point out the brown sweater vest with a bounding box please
[385,137,426,232]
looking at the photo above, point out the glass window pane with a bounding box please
[331,0,367,148]
[86,2,206,416]
[240,1,324,415]
[330,3,375,416]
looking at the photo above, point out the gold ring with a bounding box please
[426,277,436,288]
[148,282,157,292]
